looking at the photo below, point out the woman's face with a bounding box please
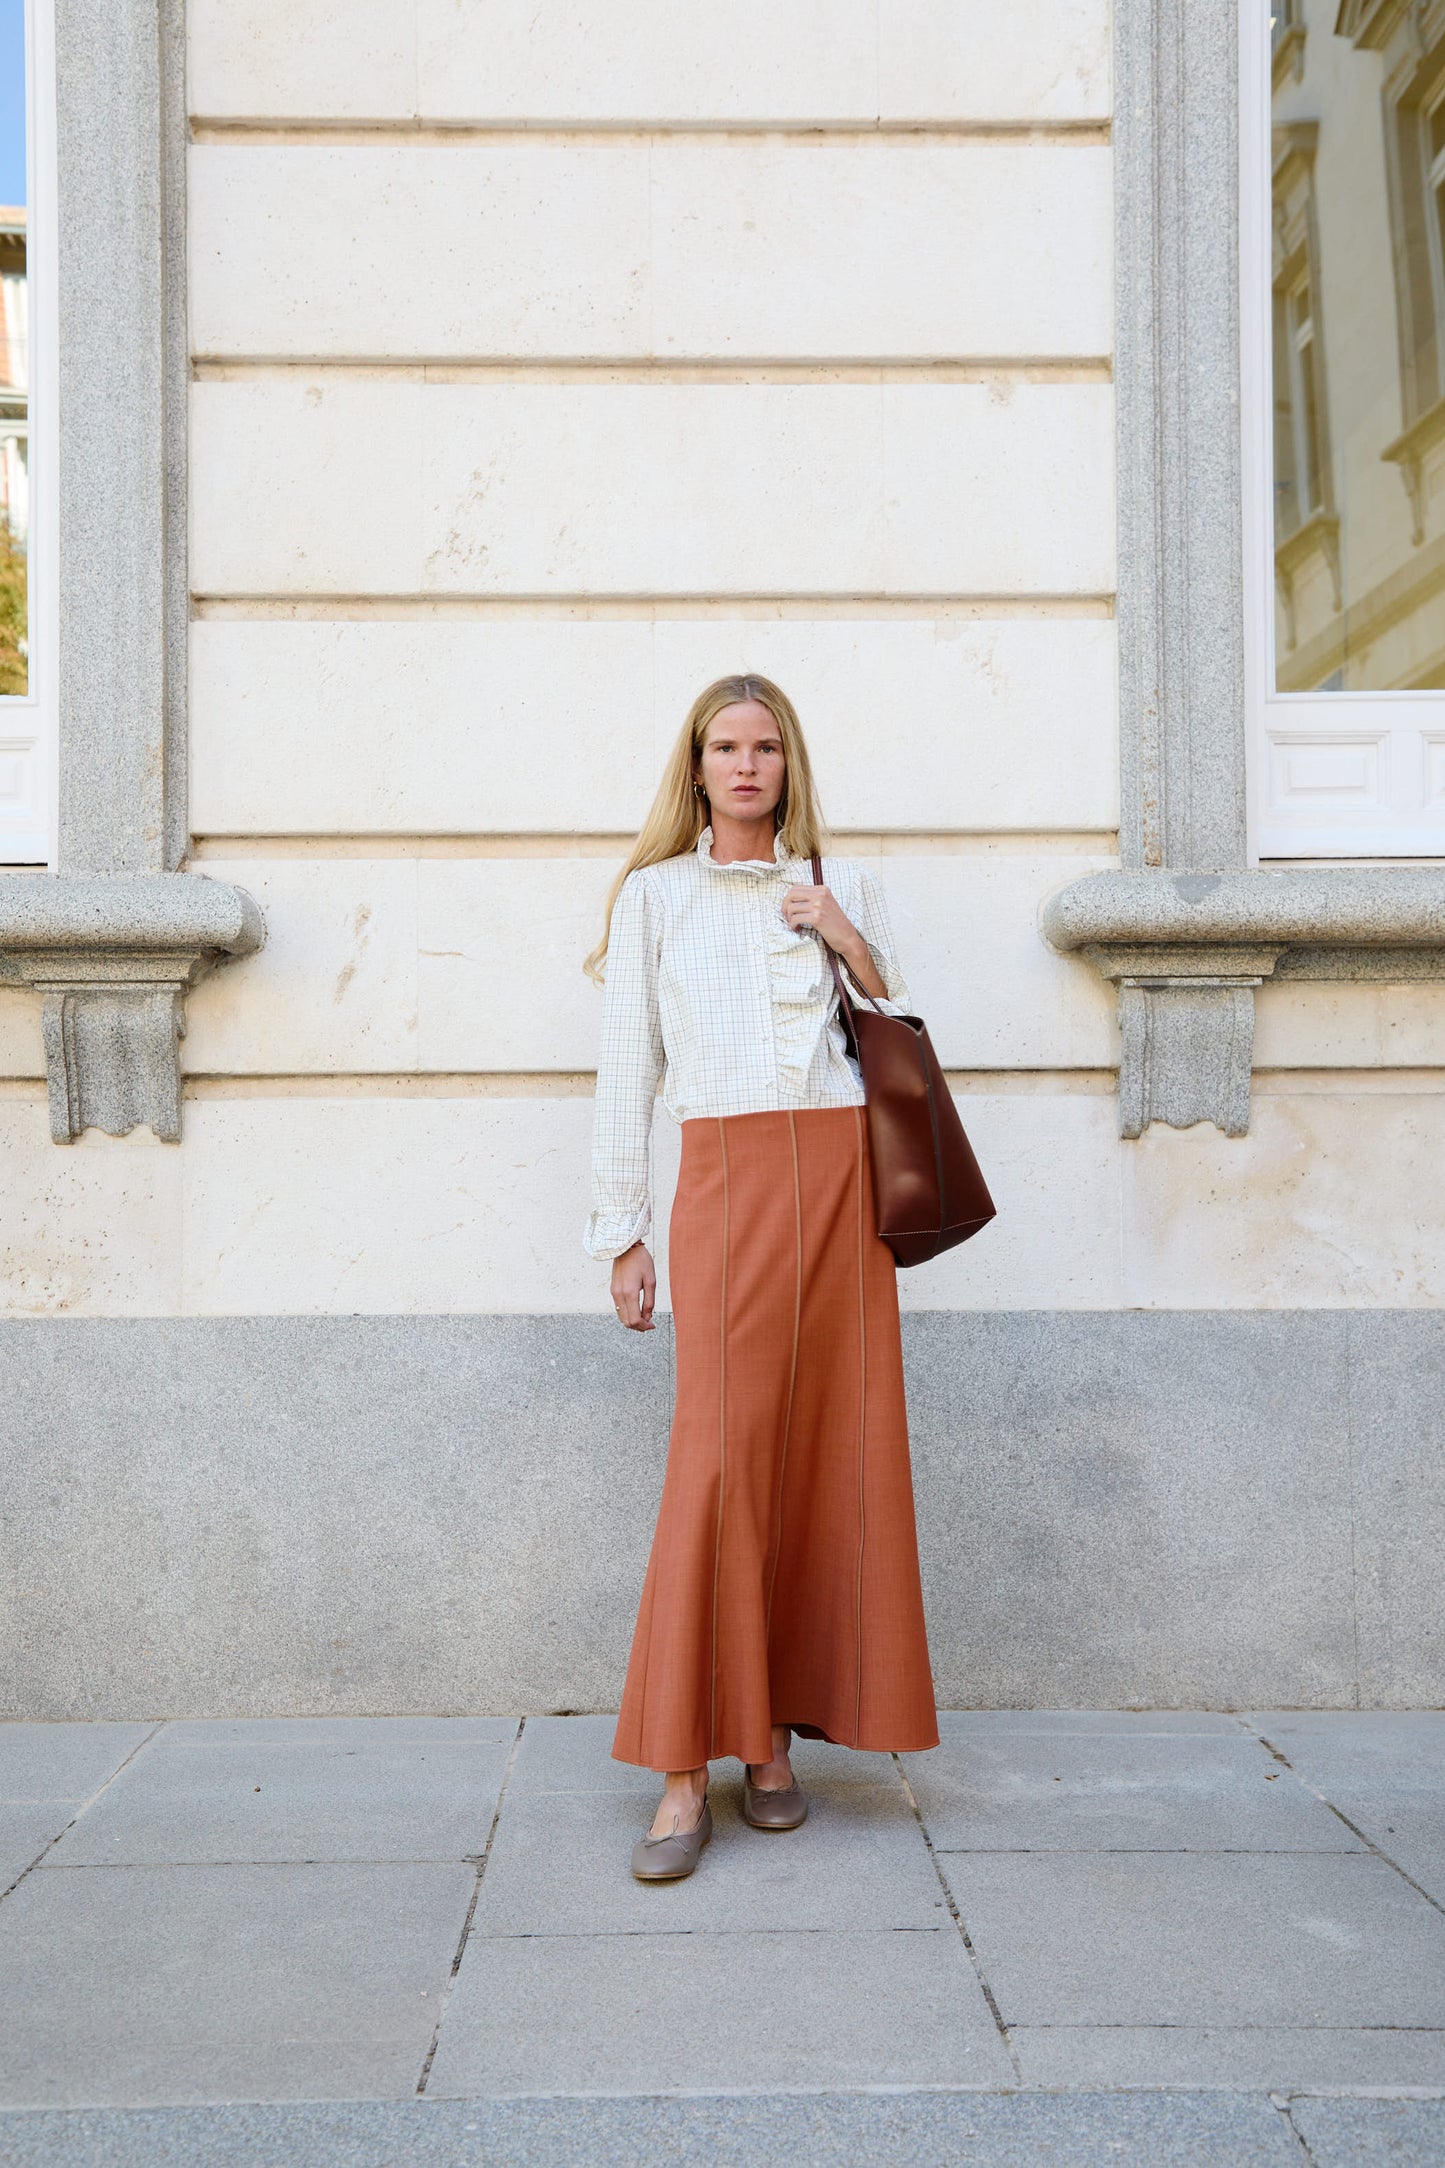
[696,701,787,825]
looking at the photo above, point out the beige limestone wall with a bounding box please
[184,4,1114,127]
[5,1080,1445,1314]
[6,1,1444,1319]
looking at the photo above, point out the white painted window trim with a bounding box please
[1241,0,1445,862]
[0,0,57,866]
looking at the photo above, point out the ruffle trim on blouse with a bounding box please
[767,917,835,1100]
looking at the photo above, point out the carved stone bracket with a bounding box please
[0,875,264,1141]
[1044,869,1445,1137]
[1084,946,1284,1139]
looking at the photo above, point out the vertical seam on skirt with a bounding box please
[764,1109,804,1644]
[853,1103,868,1745]
[709,1116,730,1763]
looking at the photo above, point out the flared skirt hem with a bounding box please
[611,1709,942,1774]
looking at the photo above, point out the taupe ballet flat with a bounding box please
[630,1796,712,1881]
[743,1768,809,1831]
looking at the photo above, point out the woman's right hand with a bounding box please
[611,1243,656,1331]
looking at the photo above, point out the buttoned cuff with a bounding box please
[583,1205,652,1262]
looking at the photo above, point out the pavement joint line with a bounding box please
[1002,2023,1445,2034]
[1274,2094,1322,2164]
[29,1846,1392,1866]
[471,1925,954,1940]
[3,2083,1425,2102]
[1238,1719,1445,1920]
[891,1749,1025,2085]
[37,1858,507,1869]
[0,1721,165,1907]
[1276,2087,1445,2099]
[414,1714,526,2096]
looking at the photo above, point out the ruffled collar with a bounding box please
[696,823,794,874]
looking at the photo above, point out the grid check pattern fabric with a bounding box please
[584,826,912,1260]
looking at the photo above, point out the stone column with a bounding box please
[1,0,262,1141]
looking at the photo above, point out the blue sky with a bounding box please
[1,0,26,209]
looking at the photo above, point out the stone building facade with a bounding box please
[2,1,1444,1720]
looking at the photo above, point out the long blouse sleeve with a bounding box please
[844,863,913,1017]
[584,869,666,1261]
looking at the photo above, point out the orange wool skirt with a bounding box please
[612,1104,939,1772]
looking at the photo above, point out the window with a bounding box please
[1243,0,1445,855]
[0,0,55,864]
[1272,0,1307,89]
[1269,122,1341,658]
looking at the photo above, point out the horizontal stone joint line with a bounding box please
[891,1751,1024,2083]
[415,1715,525,2095]
[157,1071,1121,1103]
[187,120,1114,148]
[186,830,1120,860]
[189,592,1119,616]
[191,360,1114,384]
[1239,1721,1445,1922]
[191,596,1117,622]
[0,1721,164,1909]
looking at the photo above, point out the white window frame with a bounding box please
[1242,0,1445,860]
[0,0,57,867]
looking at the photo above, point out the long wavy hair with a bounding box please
[584,673,826,984]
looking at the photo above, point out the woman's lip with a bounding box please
[733,786,760,795]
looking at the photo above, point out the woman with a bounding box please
[584,674,938,1881]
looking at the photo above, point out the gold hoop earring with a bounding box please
[693,780,707,800]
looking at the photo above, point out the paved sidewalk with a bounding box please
[0,1711,1442,2164]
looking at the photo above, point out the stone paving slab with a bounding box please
[942,1852,1445,2029]
[1246,1711,1445,1748]
[0,1862,473,2106]
[472,1781,947,1936]
[426,1928,1015,2095]
[505,1715,656,1795]
[1012,2024,1445,2090]
[508,1714,898,1794]
[155,1717,520,1747]
[0,1804,72,1890]
[1297,1799,1445,1907]
[0,1724,155,1801]
[925,1710,1249,1737]
[903,1733,1362,1853]
[5,1712,1445,2124]
[48,1728,514,1866]
[1244,1710,1445,1901]
[0,2092,1308,2166]
[1289,2095,1445,2166]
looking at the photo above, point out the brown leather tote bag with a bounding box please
[812,854,996,1267]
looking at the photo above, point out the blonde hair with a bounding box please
[584,673,826,983]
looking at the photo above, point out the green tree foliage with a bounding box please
[0,519,26,696]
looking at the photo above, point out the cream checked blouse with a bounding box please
[584,827,912,1261]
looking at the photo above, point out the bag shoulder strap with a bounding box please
[810,851,888,1022]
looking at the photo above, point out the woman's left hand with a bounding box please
[781,883,887,997]
[781,880,855,950]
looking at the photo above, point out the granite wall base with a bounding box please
[1,1312,1438,1718]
